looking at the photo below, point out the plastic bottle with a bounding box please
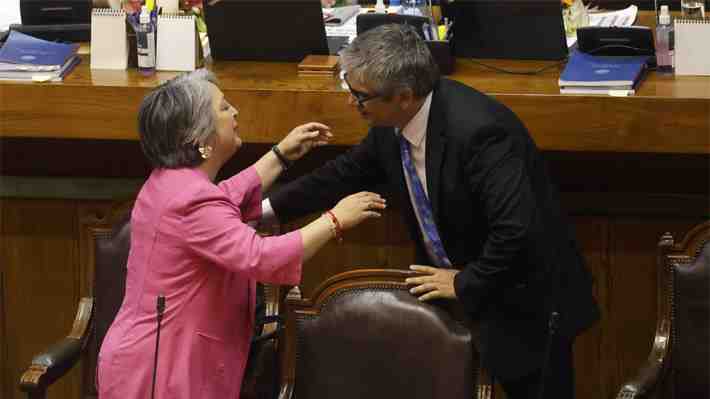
[375,0,386,13]
[401,0,424,16]
[655,5,674,74]
[136,5,156,76]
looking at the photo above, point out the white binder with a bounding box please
[90,8,128,70]
[156,13,199,71]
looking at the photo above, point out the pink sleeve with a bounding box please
[218,166,263,222]
[181,188,303,285]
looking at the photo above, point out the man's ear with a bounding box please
[395,87,416,111]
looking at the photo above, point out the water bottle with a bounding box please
[655,5,674,74]
[400,0,426,17]
[136,5,156,76]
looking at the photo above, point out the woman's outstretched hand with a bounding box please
[277,122,332,162]
[330,192,387,230]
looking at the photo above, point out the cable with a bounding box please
[584,44,654,56]
[466,42,654,76]
[466,57,569,75]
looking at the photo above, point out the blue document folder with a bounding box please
[558,50,649,87]
[0,30,79,71]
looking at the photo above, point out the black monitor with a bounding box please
[449,0,568,60]
[203,0,330,62]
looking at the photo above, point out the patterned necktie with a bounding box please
[399,134,452,267]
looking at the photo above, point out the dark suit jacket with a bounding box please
[270,78,599,379]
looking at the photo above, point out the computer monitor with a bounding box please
[203,0,330,62]
[449,0,568,60]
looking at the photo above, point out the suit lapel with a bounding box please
[425,86,446,220]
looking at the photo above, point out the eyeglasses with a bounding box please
[342,73,381,107]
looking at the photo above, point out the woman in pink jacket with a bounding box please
[97,69,385,399]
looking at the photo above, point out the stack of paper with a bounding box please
[0,30,80,81]
[558,50,649,96]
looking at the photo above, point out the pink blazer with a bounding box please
[97,166,302,399]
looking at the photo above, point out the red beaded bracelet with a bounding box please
[324,210,343,243]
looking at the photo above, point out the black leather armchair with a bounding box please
[616,221,710,399]
[277,269,494,399]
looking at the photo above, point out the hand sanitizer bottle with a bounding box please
[655,5,674,74]
[137,5,156,76]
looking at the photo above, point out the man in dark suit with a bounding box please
[264,24,599,398]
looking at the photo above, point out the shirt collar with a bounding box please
[400,92,433,149]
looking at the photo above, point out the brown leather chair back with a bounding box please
[617,221,710,399]
[669,223,709,398]
[83,211,131,399]
[279,269,485,399]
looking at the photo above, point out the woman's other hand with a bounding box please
[277,122,332,162]
[330,191,386,230]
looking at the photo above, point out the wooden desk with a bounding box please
[1,56,709,154]
[1,12,708,154]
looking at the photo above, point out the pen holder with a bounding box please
[427,40,454,75]
[355,13,455,75]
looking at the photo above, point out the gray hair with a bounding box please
[138,69,218,168]
[339,23,439,99]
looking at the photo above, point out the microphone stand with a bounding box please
[151,295,166,399]
[537,310,560,399]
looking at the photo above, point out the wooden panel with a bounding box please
[1,11,708,155]
[572,217,609,399]
[2,63,708,154]
[287,206,416,298]
[1,199,707,399]
[1,200,82,399]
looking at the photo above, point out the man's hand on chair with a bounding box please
[405,265,459,301]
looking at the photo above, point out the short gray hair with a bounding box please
[339,23,439,99]
[138,69,218,168]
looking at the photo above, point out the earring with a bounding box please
[198,145,213,159]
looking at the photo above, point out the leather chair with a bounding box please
[277,269,494,399]
[18,207,283,399]
[616,221,710,399]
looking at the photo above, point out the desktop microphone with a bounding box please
[537,311,560,399]
[151,295,166,399]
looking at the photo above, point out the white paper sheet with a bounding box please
[0,0,22,33]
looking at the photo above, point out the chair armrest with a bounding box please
[616,359,664,399]
[19,297,94,398]
[615,323,670,399]
[276,286,302,399]
[477,366,495,399]
[252,315,283,344]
